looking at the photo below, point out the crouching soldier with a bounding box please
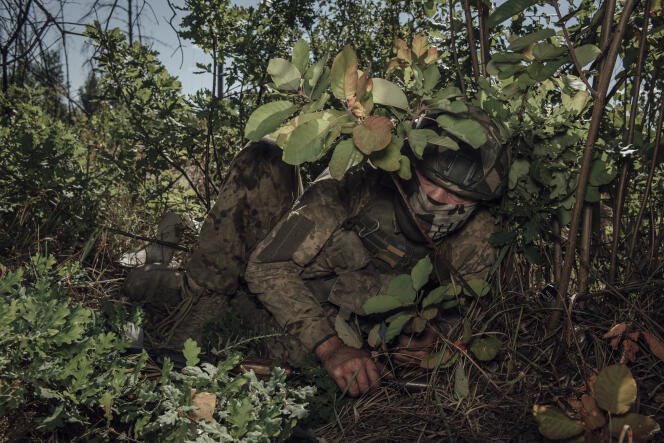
[124,105,508,396]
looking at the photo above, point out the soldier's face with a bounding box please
[414,169,473,205]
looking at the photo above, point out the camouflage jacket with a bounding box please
[245,167,496,352]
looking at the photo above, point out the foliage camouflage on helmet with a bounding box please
[412,105,508,201]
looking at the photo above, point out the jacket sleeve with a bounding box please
[245,172,352,352]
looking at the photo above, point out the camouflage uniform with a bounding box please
[125,140,497,357]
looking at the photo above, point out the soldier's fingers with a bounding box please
[344,374,360,397]
[374,359,394,379]
[366,360,381,388]
[355,366,370,394]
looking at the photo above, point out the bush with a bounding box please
[0,255,314,441]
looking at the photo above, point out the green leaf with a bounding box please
[464,278,490,297]
[291,38,310,75]
[398,155,412,180]
[423,65,441,92]
[533,43,567,61]
[245,101,297,141]
[427,135,459,151]
[283,118,330,165]
[594,364,637,414]
[608,413,661,441]
[267,58,301,91]
[334,314,363,348]
[385,312,415,342]
[532,405,585,440]
[434,86,463,100]
[371,78,410,110]
[330,46,358,100]
[363,295,405,314]
[371,135,403,171]
[508,29,556,51]
[454,364,469,399]
[421,349,457,369]
[183,338,201,367]
[462,318,472,344]
[411,256,433,291]
[353,116,393,154]
[387,274,417,304]
[421,306,438,320]
[509,159,530,189]
[488,0,540,27]
[408,128,438,158]
[436,114,486,149]
[412,316,427,333]
[329,139,363,179]
[470,337,501,361]
[367,324,382,347]
[490,53,526,63]
[574,44,601,67]
[422,284,460,307]
[589,158,616,186]
[435,100,469,114]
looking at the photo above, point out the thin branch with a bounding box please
[448,0,466,95]
[461,0,479,83]
[551,0,597,97]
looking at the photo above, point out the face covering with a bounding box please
[407,177,477,241]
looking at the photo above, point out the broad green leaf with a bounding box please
[334,314,363,348]
[436,100,469,114]
[363,295,404,314]
[509,159,530,189]
[436,114,486,149]
[330,46,357,100]
[435,85,463,100]
[398,155,412,180]
[353,116,393,154]
[421,349,457,369]
[245,101,297,141]
[385,312,415,342]
[427,135,459,150]
[589,158,616,186]
[183,338,201,367]
[464,278,490,297]
[267,58,301,91]
[371,78,410,110]
[532,405,585,440]
[421,306,438,320]
[387,274,416,304]
[594,364,637,414]
[470,337,501,361]
[574,44,601,67]
[487,0,540,27]
[412,316,427,333]
[533,43,567,61]
[454,364,469,399]
[291,38,310,75]
[491,53,526,63]
[422,284,460,307]
[423,65,441,92]
[408,128,438,158]
[562,90,590,115]
[508,29,556,51]
[411,256,433,291]
[608,413,661,441]
[329,139,363,179]
[371,135,403,171]
[283,118,330,165]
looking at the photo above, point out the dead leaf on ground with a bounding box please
[581,394,606,430]
[604,322,631,339]
[191,389,216,422]
[621,339,640,364]
[642,331,664,362]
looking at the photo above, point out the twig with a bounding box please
[461,0,480,83]
[551,0,597,97]
[448,0,466,95]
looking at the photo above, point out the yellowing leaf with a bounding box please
[267,58,301,91]
[331,46,358,100]
[594,364,637,414]
[412,33,428,59]
[245,101,297,141]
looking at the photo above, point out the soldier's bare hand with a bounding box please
[393,326,437,363]
[315,336,383,397]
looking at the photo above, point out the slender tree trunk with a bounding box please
[578,205,592,296]
[461,0,480,83]
[548,0,638,332]
[609,0,651,282]
[128,0,133,44]
[553,219,562,281]
[476,0,489,77]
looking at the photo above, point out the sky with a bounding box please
[58,0,260,97]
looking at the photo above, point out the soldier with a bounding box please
[124,105,507,397]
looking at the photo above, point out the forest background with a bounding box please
[1,0,663,441]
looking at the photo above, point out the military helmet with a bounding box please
[410,105,508,201]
